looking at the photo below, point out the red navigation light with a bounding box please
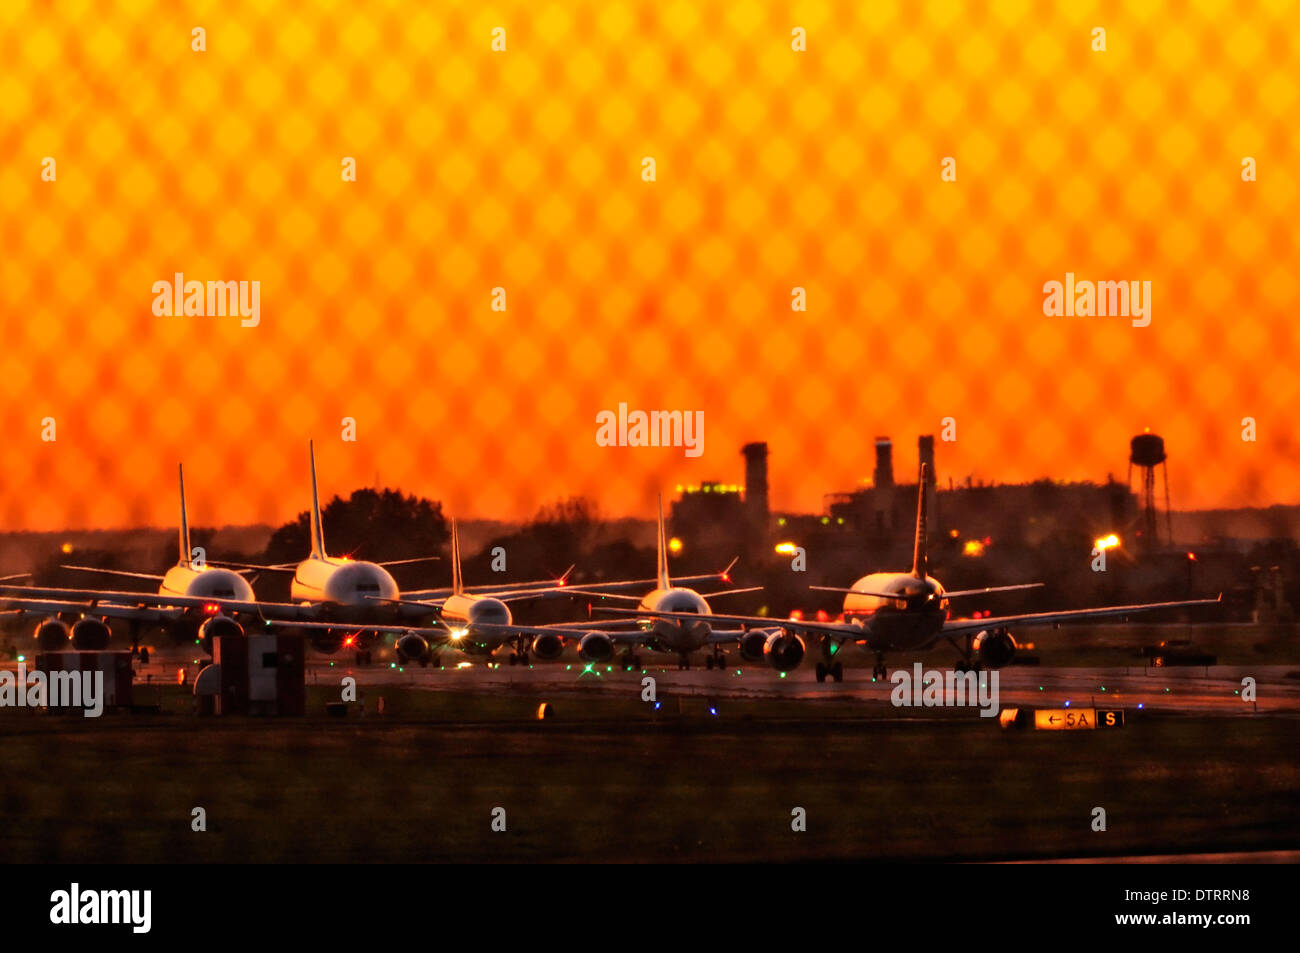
[788,609,805,621]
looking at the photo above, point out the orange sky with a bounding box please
[2,1,1297,532]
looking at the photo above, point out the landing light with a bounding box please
[1095,534,1120,552]
[774,542,797,555]
[962,539,985,557]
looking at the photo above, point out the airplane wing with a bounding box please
[0,583,318,621]
[0,596,182,624]
[62,565,167,582]
[401,568,576,602]
[590,606,862,640]
[269,618,647,645]
[940,595,1222,635]
[561,558,740,596]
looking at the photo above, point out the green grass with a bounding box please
[1,686,1297,862]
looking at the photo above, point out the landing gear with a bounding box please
[355,649,373,666]
[946,633,979,672]
[816,661,844,683]
[677,654,691,670]
[621,651,641,671]
[705,650,726,671]
[870,653,887,680]
[507,650,530,666]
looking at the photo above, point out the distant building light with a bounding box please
[820,516,829,525]
[1095,534,1120,552]
[777,517,787,527]
[774,542,798,555]
[668,537,684,555]
[963,539,986,557]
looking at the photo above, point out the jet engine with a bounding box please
[739,630,768,662]
[531,633,565,661]
[198,615,244,655]
[396,632,430,664]
[973,628,1017,669]
[34,618,70,651]
[578,631,614,662]
[71,618,111,651]
[763,631,806,672]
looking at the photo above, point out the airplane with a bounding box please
[0,447,579,664]
[351,517,583,665]
[0,463,263,653]
[552,496,805,672]
[0,448,444,660]
[612,464,1221,682]
[273,499,803,673]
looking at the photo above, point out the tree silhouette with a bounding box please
[263,488,449,565]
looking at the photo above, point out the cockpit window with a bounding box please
[356,582,381,593]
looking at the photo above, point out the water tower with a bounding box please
[1128,431,1172,550]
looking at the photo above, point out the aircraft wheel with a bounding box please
[831,662,843,683]
[508,654,517,666]
[815,662,827,683]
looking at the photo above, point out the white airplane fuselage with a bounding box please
[440,593,512,655]
[638,587,713,652]
[841,572,950,651]
[291,556,399,617]
[160,565,255,602]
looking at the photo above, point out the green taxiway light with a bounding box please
[779,672,786,678]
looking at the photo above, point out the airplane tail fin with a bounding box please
[309,440,326,559]
[912,462,929,579]
[450,518,463,596]
[178,463,192,567]
[656,493,671,590]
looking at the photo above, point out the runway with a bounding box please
[276,658,1300,715]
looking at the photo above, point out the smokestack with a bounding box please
[918,435,936,486]
[741,442,769,529]
[874,437,894,489]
